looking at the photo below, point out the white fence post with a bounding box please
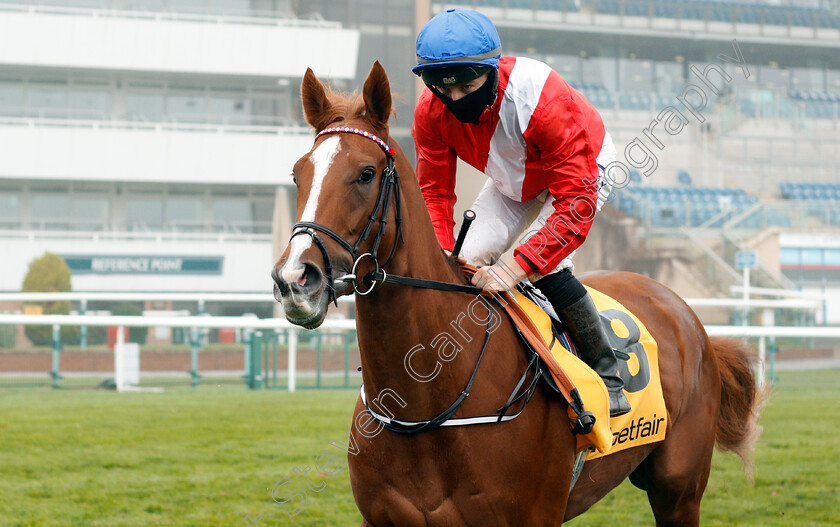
[758,336,766,386]
[115,325,125,390]
[288,328,297,393]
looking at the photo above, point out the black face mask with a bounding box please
[429,70,497,125]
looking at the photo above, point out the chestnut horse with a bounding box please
[272,62,764,526]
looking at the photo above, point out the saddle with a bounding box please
[506,281,669,459]
[501,283,614,454]
[459,265,613,453]
[460,265,667,457]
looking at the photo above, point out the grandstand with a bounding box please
[429,0,840,321]
[1,0,839,328]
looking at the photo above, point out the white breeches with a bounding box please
[459,130,617,277]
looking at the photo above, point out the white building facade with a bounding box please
[0,2,360,294]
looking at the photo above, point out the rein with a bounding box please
[293,125,539,434]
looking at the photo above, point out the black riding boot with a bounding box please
[535,270,631,417]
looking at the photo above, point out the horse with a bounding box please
[272,61,764,526]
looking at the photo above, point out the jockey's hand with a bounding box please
[443,249,466,265]
[471,259,529,292]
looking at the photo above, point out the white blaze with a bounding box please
[281,136,341,284]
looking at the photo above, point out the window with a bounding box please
[126,93,165,122]
[126,197,164,230]
[208,0,251,15]
[654,61,684,95]
[801,248,823,266]
[582,57,617,92]
[827,70,840,94]
[28,87,68,119]
[167,0,208,14]
[165,196,203,231]
[779,247,800,266]
[252,199,274,234]
[71,89,110,120]
[213,198,251,231]
[758,64,790,91]
[208,95,251,125]
[791,67,824,91]
[0,192,21,228]
[71,197,109,231]
[824,249,840,267]
[167,93,205,123]
[619,57,654,92]
[0,84,25,117]
[724,62,757,90]
[31,194,72,229]
[546,55,580,83]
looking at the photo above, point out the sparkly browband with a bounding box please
[314,126,395,157]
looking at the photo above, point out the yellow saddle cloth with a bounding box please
[507,285,667,458]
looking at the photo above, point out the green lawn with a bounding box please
[1,370,838,526]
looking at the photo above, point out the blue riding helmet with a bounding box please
[413,8,501,84]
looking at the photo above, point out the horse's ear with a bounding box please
[301,67,333,131]
[363,61,392,128]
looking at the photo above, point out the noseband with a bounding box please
[290,126,404,305]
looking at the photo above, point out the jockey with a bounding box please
[412,8,630,416]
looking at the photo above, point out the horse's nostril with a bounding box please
[301,263,322,290]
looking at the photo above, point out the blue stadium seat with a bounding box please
[819,15,840,29]
[736,6,760,24]
[653,1,676,19]
[613,184,766,228]
[596,0,619,15]
[682,4,705,20]
[624,1,648,17]
[805,101,835,119]
[710,5,731,22]
[763,8,787,25]
[537,0,564,12]
[790,9,812,27]
[779,181,792,198]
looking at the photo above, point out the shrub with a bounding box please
[0,325,16,348]
[63,325,107,347]
[22,253,79,347]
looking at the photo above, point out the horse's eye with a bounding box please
[357,167,376,184]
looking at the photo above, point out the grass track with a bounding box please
[1,370,838,526]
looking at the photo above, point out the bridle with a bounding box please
[290,125,405,305]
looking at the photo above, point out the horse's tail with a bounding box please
[709,336,768,478]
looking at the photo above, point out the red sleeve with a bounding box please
[513,95,602,275]
[412,93,458,251]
